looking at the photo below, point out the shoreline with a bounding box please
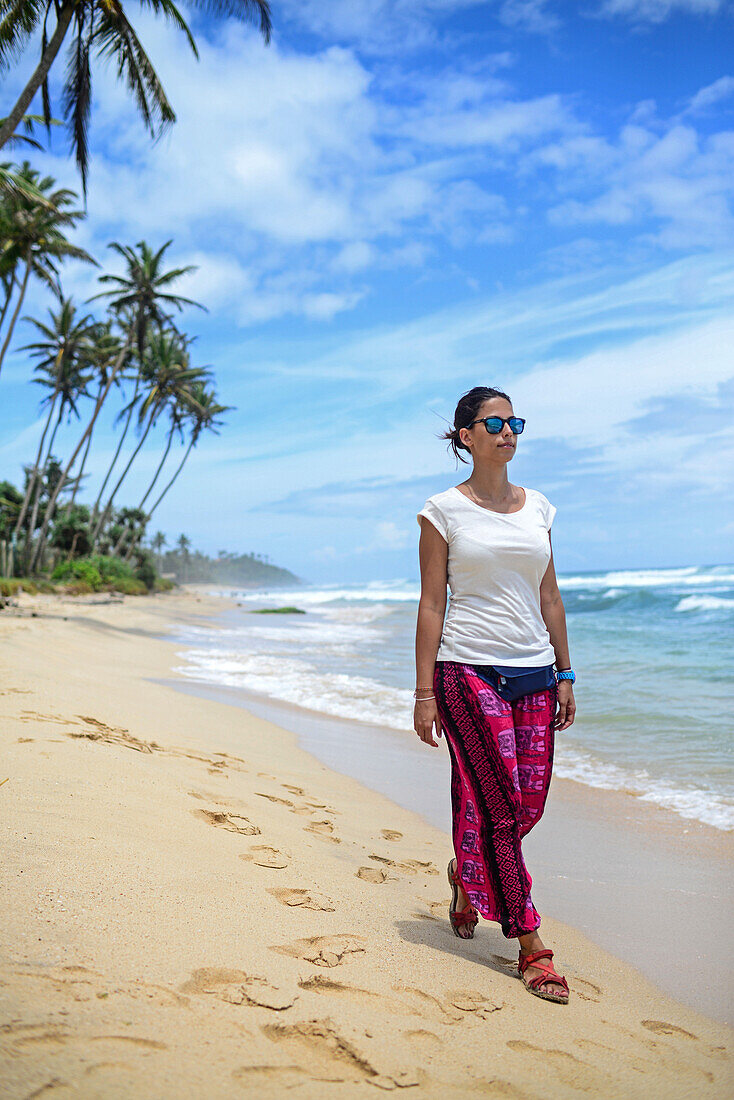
[1,586,732,1098]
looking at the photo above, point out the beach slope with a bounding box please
[1,589,731,1099]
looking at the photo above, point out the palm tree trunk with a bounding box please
[90,371,140,531]
[0,255,31,376]
[147,434,196,518]
[13,386,60,540]
[20,403,66,571]
[0,4,75,150]
[0,270,18,334]
[27,332,133,573]
[63,382,103,518]
[93,412,156,551]
[62,417,93,518]
[138,424,175,509]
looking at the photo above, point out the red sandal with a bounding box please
[447,858,478,939]
[517,948,570,1004]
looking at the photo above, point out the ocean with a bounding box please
[169,564,734,832]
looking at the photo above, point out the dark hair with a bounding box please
[440,386,513,464]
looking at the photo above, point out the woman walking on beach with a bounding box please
[414,386,576,1004]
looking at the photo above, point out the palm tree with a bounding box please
[27,238,203,572]
[0,1,272,195]
[108,331,210,556]
[13,296,96,557]
[145,382,231,519]
[88,310,139,529]
[176,532,191,583]
[150,529,167,568]
[0,163,94,375]
[135,341,210,507]
[60,321,125,518]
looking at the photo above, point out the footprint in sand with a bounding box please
[304,819,341,843]
[193,808,260,835]
[356,867,389,884]
[256,791,295,808]
[393,984,504,1023]
[369,854,438,876]
[256,790,339,822]
[641,1020,698,1039]
[506,1041,598,1090]
[380,829,403,841]
[298,975,382,1001]
[282,783,305,795]
[180,967,297,1011]
[271,934,366,968]
[299,976,462,1024]
[261,1018,419,1089]
[241,845,289,869]
[570,977,602,1002]
[70,716,158,754]
[269,887,335,912]
[232,1066,307,1088]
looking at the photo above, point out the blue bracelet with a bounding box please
[556,669,575,684]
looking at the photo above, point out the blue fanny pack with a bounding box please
[473,663,556,702]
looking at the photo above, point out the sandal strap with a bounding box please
[518,948,554,973]
[518,951,569,994]
[450,904,478,927]
[526,967,569,994]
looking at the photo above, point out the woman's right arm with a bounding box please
[414,517,448,748]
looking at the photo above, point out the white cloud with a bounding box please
[278,0,488,54]
[532,118,734,249]
[398,92,577,147]
[683,75,734,115]
[499,0,559,33]
[597,0,725,22]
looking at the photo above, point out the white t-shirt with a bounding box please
[416,485,557,666]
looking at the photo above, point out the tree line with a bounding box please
[0,0,273,586]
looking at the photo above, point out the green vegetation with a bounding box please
[251,606,306,614]
[0,0,292,603]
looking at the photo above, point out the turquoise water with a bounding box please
[170,564,734,831]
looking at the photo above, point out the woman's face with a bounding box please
[459,397,518,462]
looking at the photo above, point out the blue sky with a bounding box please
[2,0,734,582]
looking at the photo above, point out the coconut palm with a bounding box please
[61,321,125,518]
[106,331,210,555]
[89,327,195,547]
[135,346,210,510]
[150,529,167,567]
[0,0,272,195]
[27,238,203,572]
[0,163,94,375]
[88,310,140,528]
[145,381,231,520]
[175,531,191,582]
[13,295,97,555]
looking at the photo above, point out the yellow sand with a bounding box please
[0,587,731,1099]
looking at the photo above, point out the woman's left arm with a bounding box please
[539,533,576,732]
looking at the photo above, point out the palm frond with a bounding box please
[62,9,92,198]
[179,0,271,43]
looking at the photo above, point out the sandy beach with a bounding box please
[1,587,732,1099]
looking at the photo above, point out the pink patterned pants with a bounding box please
[433,661,558,939]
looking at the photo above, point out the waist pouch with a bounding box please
[473,664,556,703]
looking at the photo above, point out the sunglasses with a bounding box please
[467,416,525,434]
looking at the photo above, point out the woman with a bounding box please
[414,385,576,1005]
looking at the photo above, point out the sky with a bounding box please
[2,0,734,583]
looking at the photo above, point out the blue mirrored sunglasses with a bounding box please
[468,416,525,434]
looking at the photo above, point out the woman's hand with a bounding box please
[553,681,576,731]
[414,699,443,748]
